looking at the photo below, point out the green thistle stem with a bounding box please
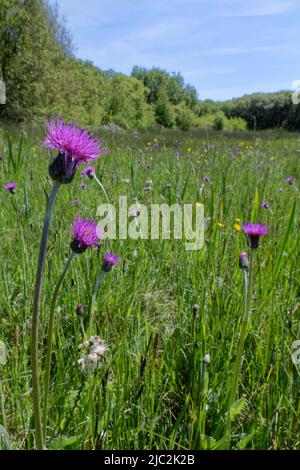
[31,181,60,449]
[43,251,76,441]
[93,174,110,205]
[225,249,254,445]
[227,269,249,411]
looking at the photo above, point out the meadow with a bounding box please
[0,123,299,450]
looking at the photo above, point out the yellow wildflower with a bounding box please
[233,223,241,232]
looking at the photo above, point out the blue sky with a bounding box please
[54,0,300,100]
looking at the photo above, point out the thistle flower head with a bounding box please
[103,252,119,272]
[4,182,16,194]
[284,176,294,185]
[70,217,101,253]
[260,201,269,209]
[80,166,95,178]
[44,117,109,183]
[242,222,268,249]
[76,303,84,315]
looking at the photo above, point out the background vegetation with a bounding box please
[1,0,300,131]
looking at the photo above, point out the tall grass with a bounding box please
[0,126,299,449]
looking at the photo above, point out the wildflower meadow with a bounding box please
[0,122,299,450]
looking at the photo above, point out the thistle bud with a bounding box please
[239,252,249,270]
[49,152,77,184]
[76,303,84,315]
[192,304,200,318]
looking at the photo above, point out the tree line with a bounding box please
[0,0,299,131]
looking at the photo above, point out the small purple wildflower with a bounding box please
[44,117,109,184]
[103,252,119,272]
[143,186,151,192]
[80,166,95,179]
[4,182,16,194]
[70,217,100,253]
[80,183,87,190]
[260,201,269,209]
[284,176,294,185]
[203,175,209,183]
[72,199,80,206]
[242,222,268,249]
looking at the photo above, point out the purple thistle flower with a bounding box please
[4,182,16,194]
[152,143,160,150]
[284,176,294,185]
[242,222,268,249]
[260,201,269,209]
[44,117,109,184]
[80,166,95,179]
[70,217,101,253]
[103,252,119,272]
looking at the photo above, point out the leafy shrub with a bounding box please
[154,100,176,128]
[174,104,199,131]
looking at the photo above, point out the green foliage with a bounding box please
[104,75,155,129]
[213,114,225,131]
[197,111,247,132]
[0,0,65,121]
[223,91,300,130]
[174,104,199,131]
[154,99,176,128]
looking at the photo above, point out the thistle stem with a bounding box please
[227,269,249,411]
[93,174,110,205]
[248,249,255,315]
[43,251,76,441]
[225,250,255,446]
[31,181,60,449]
